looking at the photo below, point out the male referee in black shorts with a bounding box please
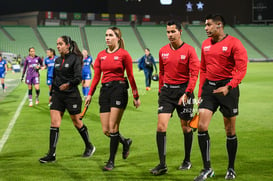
[150,20,200,175]
[194,14,248,181]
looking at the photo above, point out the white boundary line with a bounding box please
[0,92,28,152]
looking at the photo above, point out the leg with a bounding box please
[224,116,237,170]
[198,108,213,170]
[70,113,95,157]
[84,79,91,96]
[179,119,193,170]
[100,112,110,136]
[144,71,150,90]
[39,110,63,163]
[28,84,33,106]
[34,84,40,104]
[148,70,152,87]
[1,78,5,90]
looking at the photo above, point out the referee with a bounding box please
[150,20,200,175]
[194,15,248,181]
[39,36,95,163]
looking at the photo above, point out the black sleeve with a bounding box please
[69,55,82,86]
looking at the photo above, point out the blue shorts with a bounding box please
[82,72,92,80]
[47,77,53,86]
[0,72,5,78]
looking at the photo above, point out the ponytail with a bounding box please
[60,35,83,65]
[108,27,125,49]
[119,37,125,49]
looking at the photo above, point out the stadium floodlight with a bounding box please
[160,0,172,5]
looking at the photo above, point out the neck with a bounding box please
[170,39,183,50]
[108,45,119,53]
[212,32,226,43]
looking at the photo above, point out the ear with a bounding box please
[217,23,222,28]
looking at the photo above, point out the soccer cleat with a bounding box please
[146,87,151,91]
[82,146,96,158]
[29,102,33,107]
[150,164,168,176]
[225,168,236,180]
[122,138,132,159]
[39,154,56,163]
[194,168,215,181]
[103,160,114,171]
[35,98,39,105]
[3,88,6,93]
[178,161,192,170]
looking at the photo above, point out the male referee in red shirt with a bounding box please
[194,14,248,181]
[150,20,200,175]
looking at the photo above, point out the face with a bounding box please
[105,29,119,48]
[29,48,35,57]
[82,50,88,58]
[57,37,69,55]
[205,19,220,37]
[166,25,181,43]
[145,49,150,56]
[46,50,53,57]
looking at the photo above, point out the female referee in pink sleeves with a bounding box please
[85,27,141,171]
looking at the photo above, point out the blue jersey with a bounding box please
[82,56,93,75]
[44,56,58,78]
[0,59,7,73]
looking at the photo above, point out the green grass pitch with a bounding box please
[0,63,272,181]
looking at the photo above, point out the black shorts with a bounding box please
[99,80,128,113]
[50,89,82,115]
[158,83,194,120]
[199,79,239,117]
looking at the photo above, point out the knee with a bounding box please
[103,130,110,137]
[157,123,167,132]
[197,121,208,132]
[182,124,191,133]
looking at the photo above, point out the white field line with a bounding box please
[0,92,28,152]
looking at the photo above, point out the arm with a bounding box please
[185,48,200,94]
[88,57,101,96]
[151,56,157,73]
[124,52,139,100]
[226,41,248,89]
[198,49,206,98]
[4,61,7,73]
[137,56,144,70]
[21,59,28,79]
[158,51,164,93]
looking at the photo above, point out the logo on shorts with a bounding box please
[116,101,121,106]
[72,104,78,109]
[233,108,238,114]
[64,64,69,68]
[222,46,228,52]
[158,106,163,111]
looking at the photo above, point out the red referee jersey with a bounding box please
[198,35,248,97]
[88,48,139,99]
[159,43,200,94]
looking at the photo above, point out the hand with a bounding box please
[133,99,141,108]
[59,83,70,91]
[85,95,92,106]
[213,85,230,96]
[178,93,188,106]
[198,97,202,106]
[49,96,52,102]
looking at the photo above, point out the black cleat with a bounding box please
[103,160,114,171]
[122,138,132,159]
[225,168,236,180]
[39,154,56,163]
[150,164,168,176]
[82,146,96,158]
[194,168,215,181]
[178,161,192,170]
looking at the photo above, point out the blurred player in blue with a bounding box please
[0,54,8,93]
[81,49,93,99]
[44,48,58,105]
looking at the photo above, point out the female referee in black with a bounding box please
[85,27,141,171]
[39,36,95,163]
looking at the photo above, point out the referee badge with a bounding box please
[114,56,119,60]
[222,46,228,52]
[180,55,186,60]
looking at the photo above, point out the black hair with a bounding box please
[47,48,56,56]
[60,35,83,60]
[167,20,182,31]
[205,14,226,26]
[28,47,35,52]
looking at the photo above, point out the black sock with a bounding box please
[49,127,59,156]
[227,135,237,169]
[118,133,126,145]
[36,89,40,97]
[198,131,211,169]
[156,131,166,166]
[77,124,92,149]
[184,131,193,162]
[2,83,4,90]
[109,132,119,162]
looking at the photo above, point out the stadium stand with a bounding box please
[1,26,44,57]
[235,25,273,58]
[136,26,169,60]
[85,26,143,60]
[38,26,84,56]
